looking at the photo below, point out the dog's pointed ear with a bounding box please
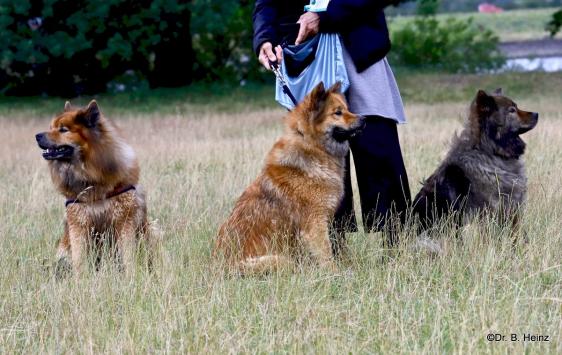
[64,101,72,112]
[493,88,503,95]
[475,90,497,117]
[306,81,328,113]
[476,89,488,101]
[327,81,342,94]
[78,100,101,127]
[309,81,326,101]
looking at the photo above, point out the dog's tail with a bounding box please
[238,255,293,275]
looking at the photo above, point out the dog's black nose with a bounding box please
[35,133,44,142]
[532,112,539,120]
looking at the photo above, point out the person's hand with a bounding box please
[258,42,283,70]
[295,12,320,45]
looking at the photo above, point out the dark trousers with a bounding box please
[331,116,411,252]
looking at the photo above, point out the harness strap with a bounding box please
[65,185,136,207]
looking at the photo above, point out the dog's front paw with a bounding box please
[411,234,443,257]
[54,257,72,280]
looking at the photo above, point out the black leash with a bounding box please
[269,59,298,107]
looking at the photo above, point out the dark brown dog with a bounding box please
[36,100,155,274]
[413,89,538,240]
[214,82,364,273]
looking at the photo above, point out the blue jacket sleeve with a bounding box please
[318,0,400,32]
[253,0,279,56]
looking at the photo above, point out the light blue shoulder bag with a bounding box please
[275,33,349,110]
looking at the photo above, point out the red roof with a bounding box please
[478,3,504,13]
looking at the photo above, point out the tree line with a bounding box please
[0,0,560,96]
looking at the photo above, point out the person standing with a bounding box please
[253,0,410,253]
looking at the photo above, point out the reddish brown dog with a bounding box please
[214,82,364,274]
[35,100,154,274]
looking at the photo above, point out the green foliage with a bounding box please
[546,8,562,36]
[0,0,193,96]
[0,0,265,95]
[416,0,440,16]
[440,0,562,12]
[190,0,265,83]
[389,7,557,42]
[390,0,562,15]
[390,16,505,73]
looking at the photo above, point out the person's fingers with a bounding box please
[259,42,276,70]
[259,47,268,69]
[295,23,307,45]
[275,45,283,63]
[262,42,276,61]
[258,51,270,70]
[296,13,320,45]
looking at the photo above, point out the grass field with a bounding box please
[0,72,561,353]
[389,7,560,41]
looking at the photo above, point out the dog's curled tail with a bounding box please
[238,255,293,275]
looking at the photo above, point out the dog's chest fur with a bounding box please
[269,142,344,213]
[65,190,143,236]
[453,148,527,210]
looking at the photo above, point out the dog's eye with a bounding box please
[59,126,69,133]
[334,110,343,116]
[508,107,517,113]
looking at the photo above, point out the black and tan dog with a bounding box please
[36,100,155,274]
[413,89,538,241]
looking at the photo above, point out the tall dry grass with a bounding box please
[0,90,560,353]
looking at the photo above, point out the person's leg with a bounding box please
[350,116,411,247]
[330,152,358,258]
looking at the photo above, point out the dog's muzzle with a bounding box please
[518,112,539,134]
[350,115,366,137]
[332,115,366,142]
[35,133,74,160]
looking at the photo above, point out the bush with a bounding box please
[546,8,562,36]
[416,0,440,16]
[389,16,505,72]
[389,0,562,16]
[0,0,194,96]
[190,0,266,83]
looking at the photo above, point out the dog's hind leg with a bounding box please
[238,255,293,275]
